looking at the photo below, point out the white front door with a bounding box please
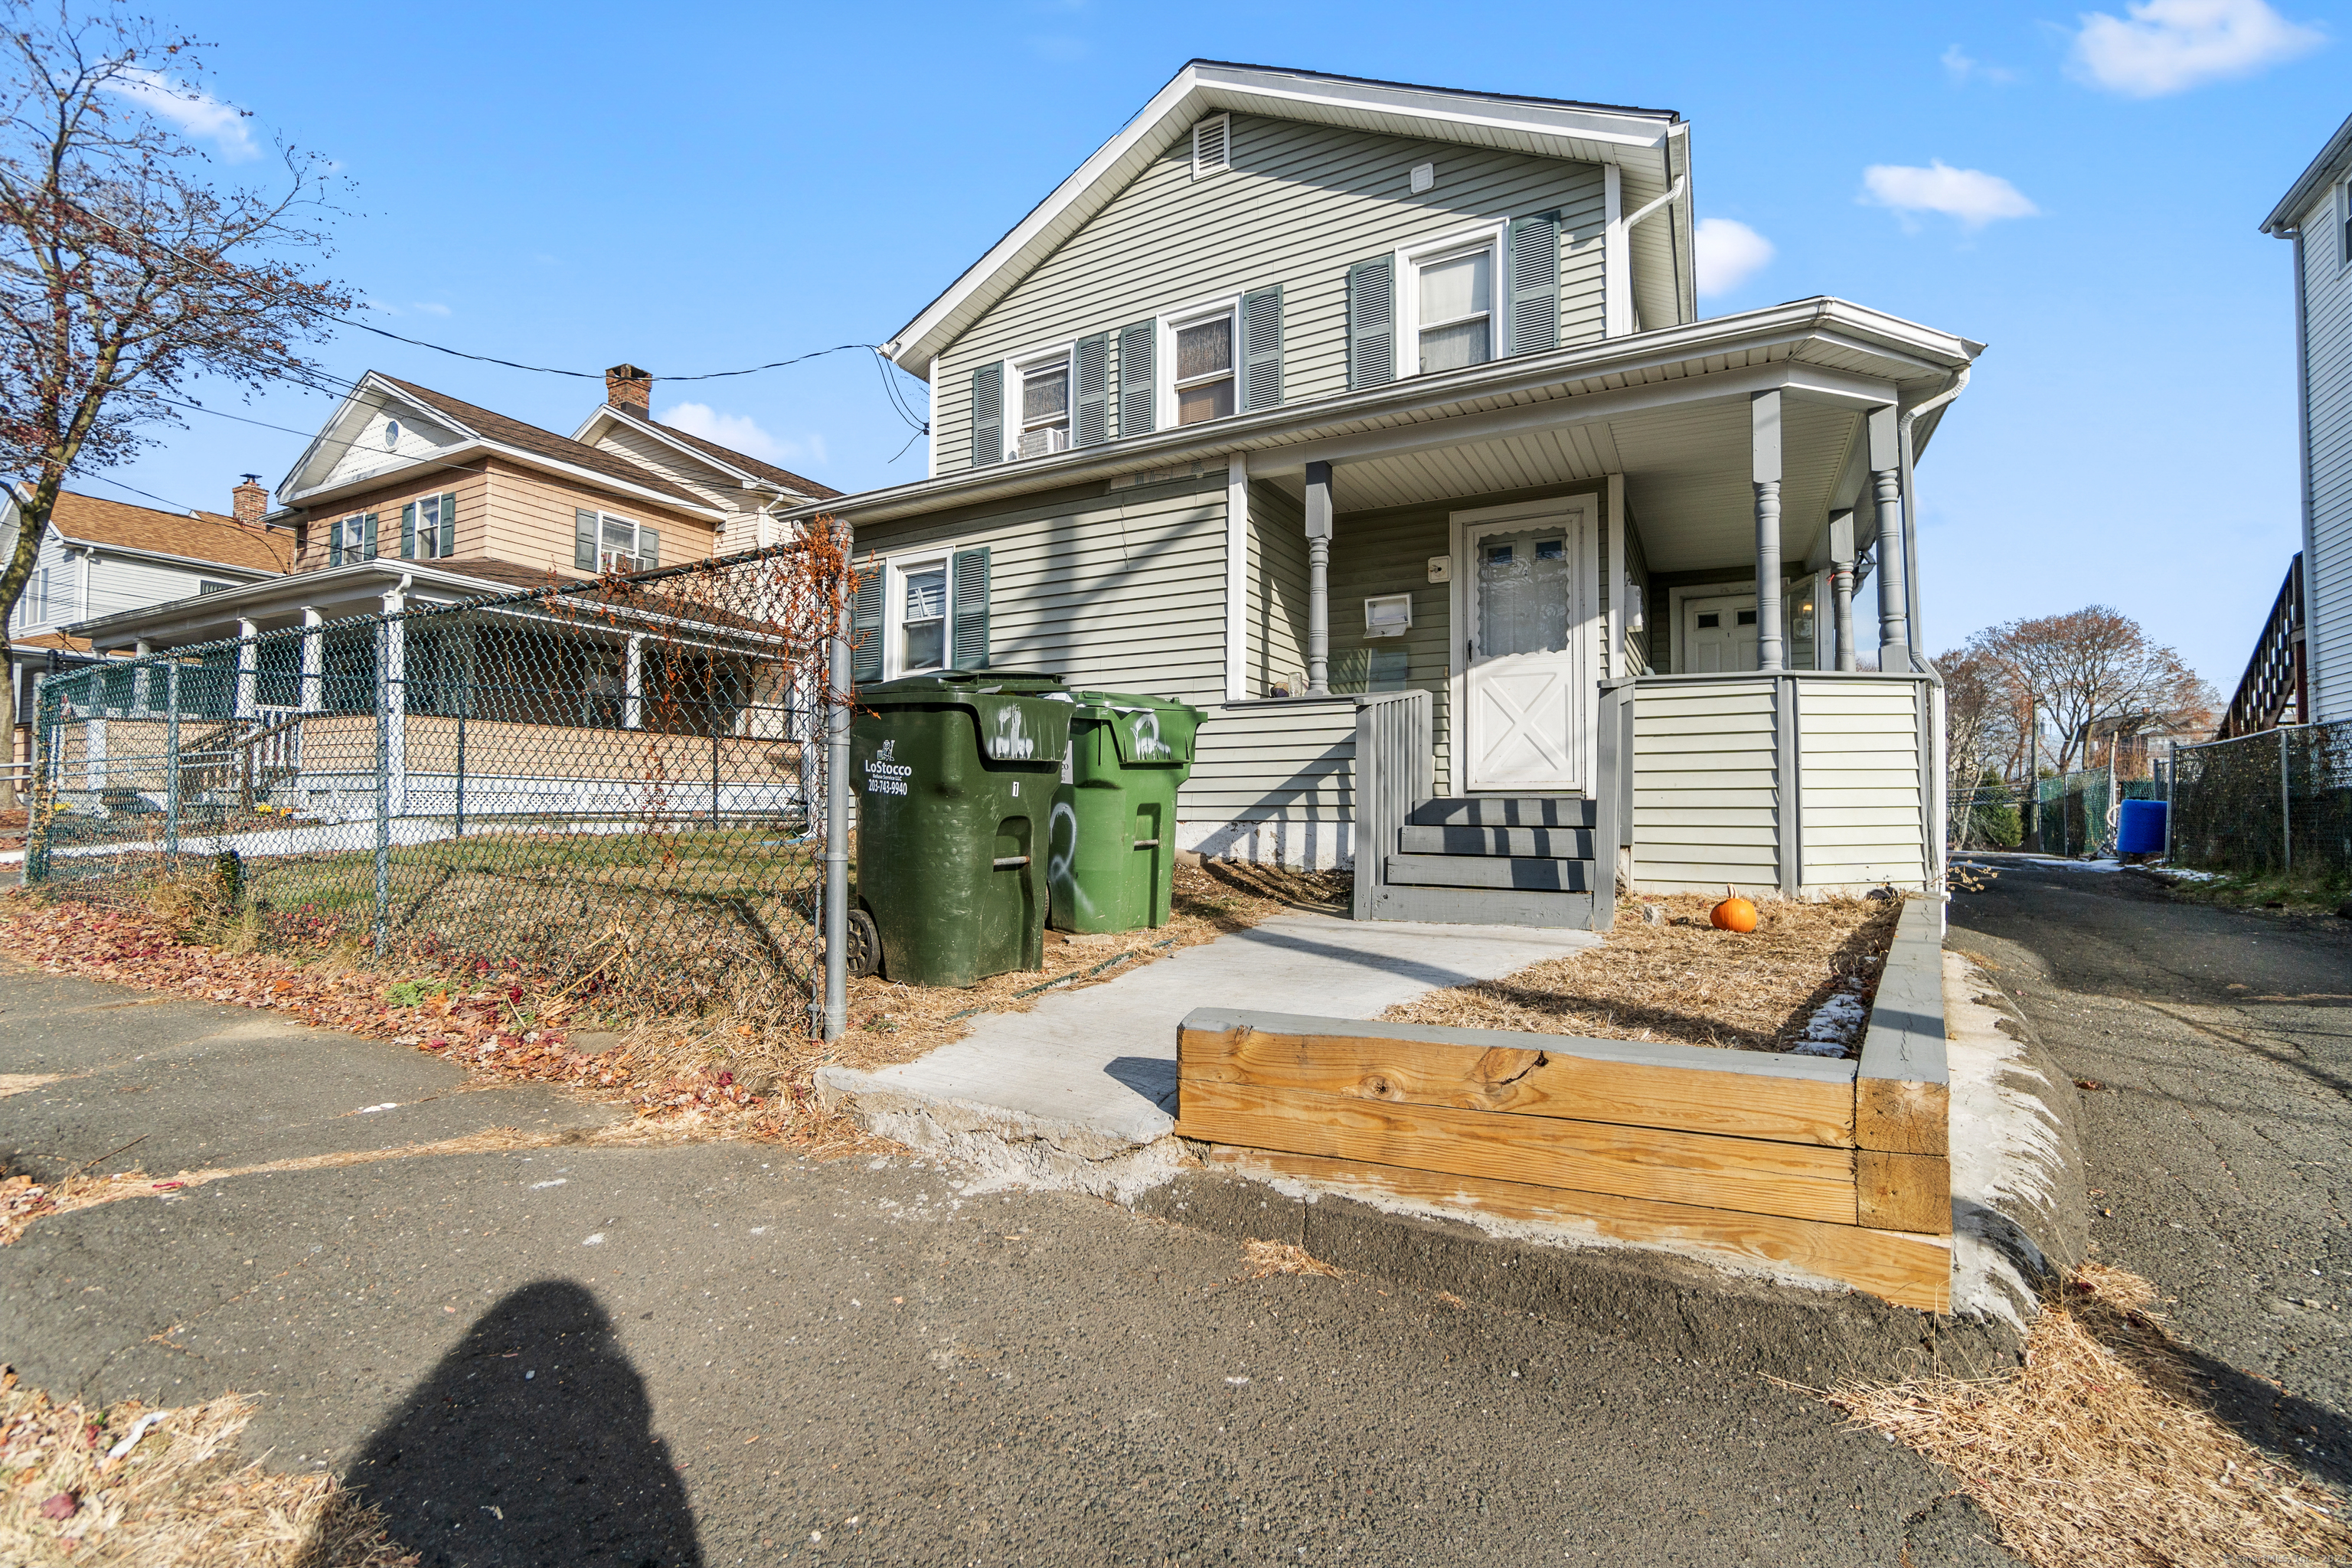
[1684,593,1758,673]
[1462,509,1591,792]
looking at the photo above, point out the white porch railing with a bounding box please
[1598,670,1942,897]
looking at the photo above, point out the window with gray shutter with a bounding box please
[1073,333,1109,446]
[575,510,598,571]
[361,511,378,561]
[400,501,417,560]
[439,492,457,557]
[951,547,990,670]
[1507,214,1561,357]
[1116,321,1155,437]
[1348,256,1395,390]
[1240,286,1283,412]
[970,361,1004,468]
[851,561,885,684]
[640,528,660,567]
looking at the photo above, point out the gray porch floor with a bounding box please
[815,913,1598,1181]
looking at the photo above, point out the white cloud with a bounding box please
[1694,218,1775,299]
[1942,44,2019,84]
[410,302,452,317]
[2069,0,2322,96]
[105,69,256,160]
[1862,161,2040,228]
[658,402,827,468]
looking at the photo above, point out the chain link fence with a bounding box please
[27,536,851,1030]
[2170,719,2352,880]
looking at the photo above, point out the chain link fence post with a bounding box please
[822,560,851,1043]
[164,662,181,858]
[2281,727,2293,877]
[373,617,391,958]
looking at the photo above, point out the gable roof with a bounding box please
[884,60,1691,374]
[2263,109,2352,236]
[373,377,710,508]
[571,404,841,500]
[44,491,291,574]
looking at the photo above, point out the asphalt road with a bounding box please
[1948,856,2352,1486]
[0,965,2010,1567]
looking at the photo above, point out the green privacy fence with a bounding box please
[28,545,847,1027]
[2169,720,2352,880]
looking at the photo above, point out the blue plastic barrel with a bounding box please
[2116,798,2167,855]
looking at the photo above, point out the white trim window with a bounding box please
[887,554,950,676]
[1012,348,1073,459]
[23,567,47,627]
[573,509,662,573]
[1398,224,1505,377]
[1162,298,1239,428]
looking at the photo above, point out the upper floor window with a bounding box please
[1171,306,1236,426]
[1408,237,1497,374]
[1016,351,1071,458]
[2338,179,2351,267]
[328,512,377,567]
[573,509,661,573]
[402,492,456,560]
[22,567,47,626]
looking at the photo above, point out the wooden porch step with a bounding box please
[1406,795,1596,830]
[1396,823,1595,859]
[1385,853,1594,893]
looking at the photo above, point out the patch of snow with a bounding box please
[529,1178,567,1190]
[1789,984,1870,1057]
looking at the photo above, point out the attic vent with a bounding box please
[1191,115,1230,179]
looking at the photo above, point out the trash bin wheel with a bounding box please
[845,907,883,980]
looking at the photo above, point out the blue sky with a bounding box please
[102,0,2343,691]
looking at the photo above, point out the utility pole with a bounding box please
[2022,697,2040,853]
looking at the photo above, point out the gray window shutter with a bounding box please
[1507,214,1561,357]
[1240,285,1283,413]
[361,511,378,560]
[951,546,991,670]
[851,561,886,684]
[1116,321,1155,437]
[575,510,598,571]
[400,501,417,560]
[330,521,344,568]
[1348,256,1395,390]
[439,492,457,557]
[639,528,659,567]
[1073,333,1110,446]
[969,361,1004,468]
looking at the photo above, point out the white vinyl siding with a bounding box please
[1630,680,1779,893]
[933,114,1608,472]
[2299,188,2352,723]
[1178,697,1358,869]
[3,528,269,635]
[1244,479,1308,698]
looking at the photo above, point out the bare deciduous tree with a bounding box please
[0,1,350,804]
[1955,606,2213,776]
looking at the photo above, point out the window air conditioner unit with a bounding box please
[1018,427,1070,459]
[600,550,645,573]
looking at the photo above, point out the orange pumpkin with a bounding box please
[1710,895,1759,933]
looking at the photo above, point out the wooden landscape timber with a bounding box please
[1173,900,1955,1312]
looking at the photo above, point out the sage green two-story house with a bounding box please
[795,62,1981,928]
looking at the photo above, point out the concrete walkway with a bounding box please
[818,912,1597,1193]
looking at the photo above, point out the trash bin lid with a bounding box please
[1066,689,1205,766]
[856,669,1070,763]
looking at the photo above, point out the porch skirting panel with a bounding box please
[1177,697,1358,871]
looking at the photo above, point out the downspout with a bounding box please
[1622,175,1686,233]
[1895,364,1970,674]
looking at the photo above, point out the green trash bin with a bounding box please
[1047,691,1206,935]
[851,670,1071,988]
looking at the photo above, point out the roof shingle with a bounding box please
[43,492,292,574]
[374,376,710,509]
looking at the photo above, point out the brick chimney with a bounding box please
[606,363,652,417]
[233,473,267,526]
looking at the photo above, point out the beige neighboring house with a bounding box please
[4,482,292,768]
[787,60,1981,926]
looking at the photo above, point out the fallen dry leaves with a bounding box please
[1817,1265,2352,1568]
[1239,1240,1345,1281]
[0,1368,413,1566]
[1383,891,1902,1054]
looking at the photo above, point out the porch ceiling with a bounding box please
[1298,388,1863,574]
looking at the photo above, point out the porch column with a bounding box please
[623,634,645,730]
[299,607,323,712]
[132,639,152,713]
[235,619,259,720]
[1867,405,1909,669]
[1305,460,1333,695]
[1828,511,1857,672]
[1750,391,1784,671]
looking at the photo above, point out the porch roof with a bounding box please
[803,297,1981,577]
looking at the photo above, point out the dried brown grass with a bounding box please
[0,1370,413,1566]
[1240,1239,1345,1280]
[1383,891,1901,1054]
[1818,1264,2352,1568]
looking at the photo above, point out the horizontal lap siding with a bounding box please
[854,477,1229,707]
[934,115,1608,472]
[1798,681,1923,887]
[1326,503,1455,796]
[1181,699,1357,820]
[1248,481,1308,699]
[297,467,492,574]
[482,462,716,577]
[1632,682,1779,892]
[2299,195,2352,724]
